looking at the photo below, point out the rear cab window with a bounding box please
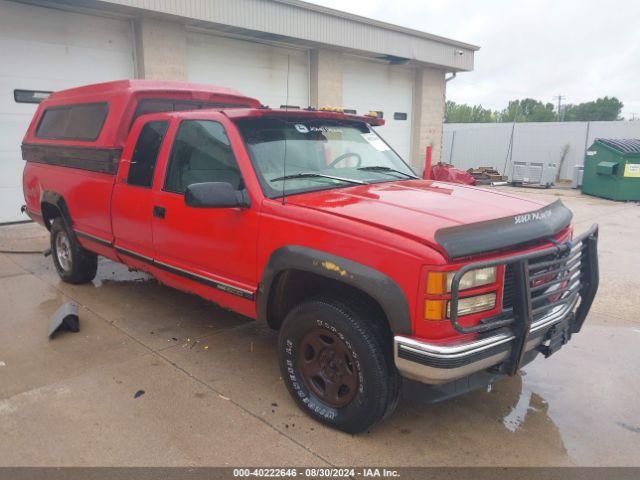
[130,99,245,128]
[36,103,108,141]
[127,121,169,188]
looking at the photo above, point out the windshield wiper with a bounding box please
[270,172,367,185]
[357,166,419,179]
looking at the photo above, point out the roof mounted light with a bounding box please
[319,106,344,113]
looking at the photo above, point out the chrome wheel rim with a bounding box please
[55,231,72,272]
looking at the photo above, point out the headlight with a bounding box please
[446,267,496,292]
[424,266,499,321]
[447,293,496,317]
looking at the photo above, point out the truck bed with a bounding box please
[23,161,116,243]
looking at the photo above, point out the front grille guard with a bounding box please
[448,224,599,375]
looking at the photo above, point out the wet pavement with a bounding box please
[0,187,638,466]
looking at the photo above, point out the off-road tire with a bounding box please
[278,296,400,433]
[50,218,97,284]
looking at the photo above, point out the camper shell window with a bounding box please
[36,103,108,141]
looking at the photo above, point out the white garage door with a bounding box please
[187,33,309,110]
[0,0,134,223]
[343,57,414,162]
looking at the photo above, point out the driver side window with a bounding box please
[164,120,242,194]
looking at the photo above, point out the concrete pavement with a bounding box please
[0,187,638,466]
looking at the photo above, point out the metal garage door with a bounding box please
[343,56,414,162]
[0,0,134,223]
[187,32,309,110]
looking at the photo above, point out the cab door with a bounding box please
[112,118,169,264]
[150,114,259,307]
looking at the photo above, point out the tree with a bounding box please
[444,96,625,124]
[499,99,556,122]
[563,97,623,121]
[445,101,496,123]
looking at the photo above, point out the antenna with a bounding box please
[282,54,290,205]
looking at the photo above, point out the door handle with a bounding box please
[153,206,166,219]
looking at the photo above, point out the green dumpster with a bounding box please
[582,138,640,201]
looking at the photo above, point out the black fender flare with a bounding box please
[40,190,72,230]
[257,246,411,335]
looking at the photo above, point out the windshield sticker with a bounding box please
[361,133,389,152]
[295,124,342,134]
[310,126,341,133]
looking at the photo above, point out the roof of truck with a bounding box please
[46,79,261,107]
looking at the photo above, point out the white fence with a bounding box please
[442,121,640,179]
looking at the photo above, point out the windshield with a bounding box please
[235,118,416,198]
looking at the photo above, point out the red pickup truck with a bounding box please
[22,80,598,433]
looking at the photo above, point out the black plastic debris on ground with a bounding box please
[134,390,145,399]
[48,302,80,339]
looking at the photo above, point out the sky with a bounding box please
[307,0,640,119]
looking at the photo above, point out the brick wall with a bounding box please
[134,19,187,80]
[411,67,446,172]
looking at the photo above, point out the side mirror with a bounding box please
[184,182,250,209]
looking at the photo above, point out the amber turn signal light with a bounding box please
[424,299,445,321]
[426,272,446,295]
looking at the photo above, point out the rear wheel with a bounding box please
[278,296,400,433]
[50,218,97,284]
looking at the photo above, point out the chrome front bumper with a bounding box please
[397,224,599,385]
[394,297,578,384]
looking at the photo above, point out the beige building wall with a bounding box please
[134,19,187,80]
[309,49,343,108]
[411,67,447,173]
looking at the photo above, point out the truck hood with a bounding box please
[286,180,563,257]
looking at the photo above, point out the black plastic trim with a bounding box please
[75,230,112,248]
[398,342,511,369]
[114,247,254,301]
[435,200,573,259]
[40,191,73,231]
[115,247,152,264]
[157,261,254,300]
[23,143,122,175]
[258,246,411,334]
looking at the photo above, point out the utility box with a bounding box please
[510,161,557,188]
[582,138,640,201]
[572,165,584,188]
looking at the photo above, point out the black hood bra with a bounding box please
[434,199,573,259]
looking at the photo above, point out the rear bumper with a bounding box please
[394,298,577,384]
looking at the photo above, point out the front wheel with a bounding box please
[278,297,400,433]
[50,218,97,284]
